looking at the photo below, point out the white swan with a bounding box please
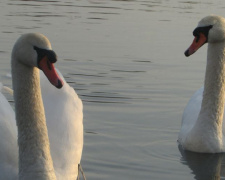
[0,33,83,179]
[178,15,225,153]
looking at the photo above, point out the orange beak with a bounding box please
[38,56,64,89]
[184,33,207,57]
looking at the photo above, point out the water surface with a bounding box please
[1,0,225,179]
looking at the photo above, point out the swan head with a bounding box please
[184,15,225,56]
[12,33,63,88]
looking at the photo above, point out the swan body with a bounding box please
[40,71,83,179]
[178,15,225,153]
[0,33,83,179]
[0,85,17,179]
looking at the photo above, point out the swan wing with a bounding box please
[0,85,18,179]
[178,87,203,144]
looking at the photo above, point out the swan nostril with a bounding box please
[47,60,51,70]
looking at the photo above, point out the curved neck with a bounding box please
[12,60,56,180]
[198,42,225,138]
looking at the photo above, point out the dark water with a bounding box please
[1,0,225,179]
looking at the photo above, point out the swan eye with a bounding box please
[34,46,57,65]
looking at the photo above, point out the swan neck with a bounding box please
[12,60,56,180]
[198,42,225,133]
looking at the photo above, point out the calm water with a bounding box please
[1,0,225,179]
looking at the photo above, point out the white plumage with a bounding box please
[0,33,83,179]
[178,15,225,153]
[40,70,83,179]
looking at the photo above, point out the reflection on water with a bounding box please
[179,145,224,180]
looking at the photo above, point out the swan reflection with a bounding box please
[179,145,225,180]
